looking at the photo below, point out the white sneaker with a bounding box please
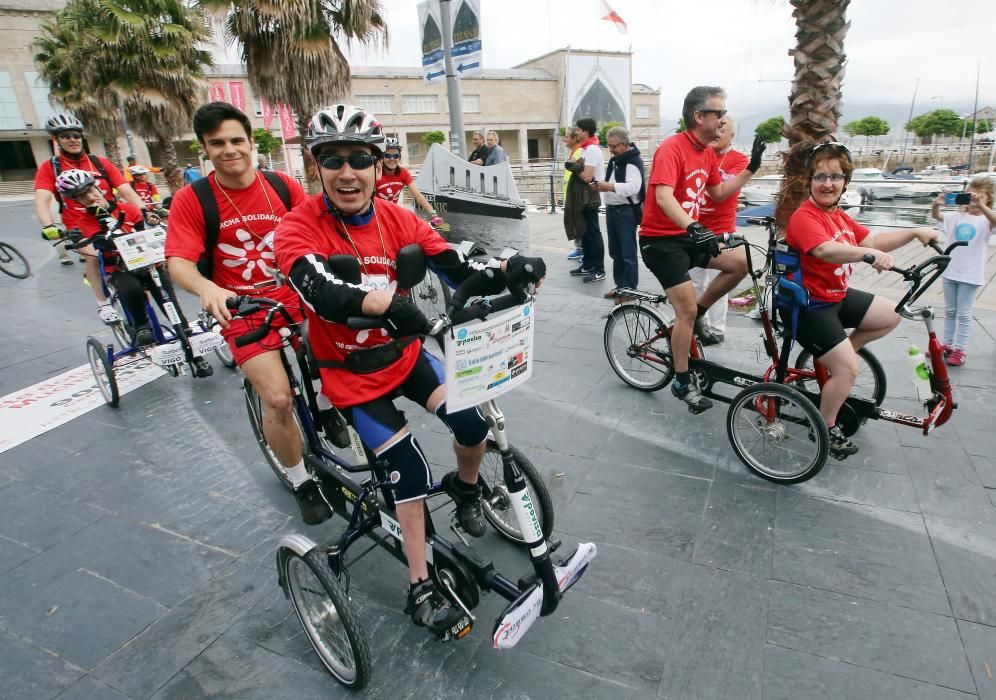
[747,307,762,320]
[98,305,120,324]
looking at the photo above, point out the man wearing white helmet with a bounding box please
[374,137,440,226]
[128,165,163,212]
[273,104,547,638]
[35,112,147,318]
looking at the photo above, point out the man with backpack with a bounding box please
[165,102,329,525]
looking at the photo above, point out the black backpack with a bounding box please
[51,154,111,212]
[192,171,293,279]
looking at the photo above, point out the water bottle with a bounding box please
[907,344,932,401]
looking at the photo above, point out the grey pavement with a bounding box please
[1,198,995,699]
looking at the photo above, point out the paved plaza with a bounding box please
[1,197,995,699]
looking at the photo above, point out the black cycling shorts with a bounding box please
[793,288,875,357]
[639,235,714,290]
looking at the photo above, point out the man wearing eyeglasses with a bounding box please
[35,112,148,311]
[639,86,766,413]
[166,102,327,525]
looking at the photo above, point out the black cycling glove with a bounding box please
[687,222,721,258]
[382,295,430,339]
[747,134,766,174]
[505,254,546,290]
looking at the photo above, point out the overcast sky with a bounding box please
[337,0,995,121]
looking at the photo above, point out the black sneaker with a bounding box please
[59,257,74,266]
[828,425,858,459]
[191,356,214,378]
[406,579,472,640]
[442,471,486,537]
[583,271,606,283]
[321,408,351,449]
[672,380,712,414]
[694,316,722,346]
[292,479,333,525]
[133,324,154,347]
[569,266,593,276]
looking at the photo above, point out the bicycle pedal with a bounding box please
[440,614,473,642]
[449,517,471,547]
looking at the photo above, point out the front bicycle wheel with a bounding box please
[726,382,828,484]
[479,441,554,543]
[793,347,886,406]
[199,313,237,369]
[603,303,674,391]
[243,379,294,490]
[409,270,452,322]
[86,337,120,407]
[109,295,131,350]
[0,242,30,279]
[282,549,371,689]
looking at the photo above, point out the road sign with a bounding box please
[418,0,482,84]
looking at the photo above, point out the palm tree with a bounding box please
[775,0,852,225]
[34,0,212,192]
[198,0,388,189]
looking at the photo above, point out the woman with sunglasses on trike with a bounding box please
[776,141,940,458]
[374,137,443,229]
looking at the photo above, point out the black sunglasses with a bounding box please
[316,152,379,170]
[384,153,401,159]
[698,109,727,118]
[58,132,83,140]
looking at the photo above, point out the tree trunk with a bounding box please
[776,0,851,226]
[158,138,183,194]
[102,139,122,170]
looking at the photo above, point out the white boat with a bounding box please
[851,168,907,200]
[739,175,862,210]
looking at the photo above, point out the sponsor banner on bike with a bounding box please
[444,301,534,412]
[228,81,246,113]
[114,226,167,271]
[0,360,164,454]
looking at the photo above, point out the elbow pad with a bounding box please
[289,254,367,323]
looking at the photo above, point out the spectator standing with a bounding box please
[485,131,507,165]
[468,131,490,165]
[569,117,606,283]
[124,154,161,182]
[691,117,749,340]
[563,127,585,260]
[183,162,203,185]
[257,155,270,171]
[592,125,644,300]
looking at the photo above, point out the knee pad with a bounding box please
[375,433,432,503]
[435,401,489,447]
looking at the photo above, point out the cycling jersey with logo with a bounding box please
[786,199,870,303]
[165,171,306,297]
[131,180,159,209]
[34,154,127,232]
[274,197,450,407]
[639,132,722,237]
[698,149,748,233]
[375,167,413,204]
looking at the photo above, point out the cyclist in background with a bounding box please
[273,104,545,637]
[128,166,165,214]
[375,137,442,228]
[35,112,147,309]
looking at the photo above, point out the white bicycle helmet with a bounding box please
[128,165,150,176]
[55,169,96,197]
[384,137,401,151]
[305,104,385,156]
[45,112,85,135]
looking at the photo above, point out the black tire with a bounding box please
[243,379,294,490]
[282,549,371,689]
[86,337,120,407]
[793,346,886,407]
[109,295,131,349]
[0,242,30,279]
[603,303,674,391]
[214,340,237,369]
[479,441,554,543]
[726,382,828,484]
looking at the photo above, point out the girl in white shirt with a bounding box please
[931,176,996,366]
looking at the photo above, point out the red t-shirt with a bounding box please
[375,167,413,204]
[78,201,144,238]
[785,199,871,303]
[639,132,722,237]
[34,153,127,232]
[274,197,450,408]
[165,171,307,300]
[132,180,159,209]
[698,149,748,233]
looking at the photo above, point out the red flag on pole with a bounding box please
[261,98,274,131]
[600,0,627,33]
[278,103,296,140]
[209,82,225,102]
[228,81,246,112]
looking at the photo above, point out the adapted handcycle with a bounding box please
[229,246,594,689]
[604,219,963,483]
[0,240,30,279]
[53,225,234,407]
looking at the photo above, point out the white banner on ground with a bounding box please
[444,302,534,412]
[0,359,165,454]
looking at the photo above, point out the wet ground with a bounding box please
[1,198,996,699]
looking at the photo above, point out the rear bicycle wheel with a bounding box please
[603,303,674,391]
[86,337,120,407]
[0,242,30,279]
[243,379,294,490]
[479,441,554,543]
[727,382,828,484]
[282,549,371,689]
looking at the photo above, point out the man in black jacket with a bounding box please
[592,126,645,300]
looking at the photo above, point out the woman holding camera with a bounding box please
[930,177,996,366]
